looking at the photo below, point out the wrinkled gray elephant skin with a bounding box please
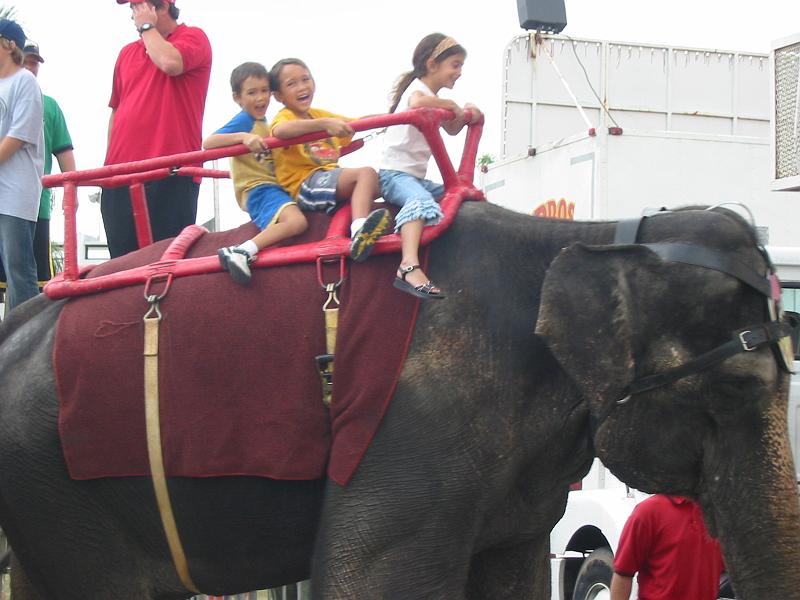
[0,202,797,599]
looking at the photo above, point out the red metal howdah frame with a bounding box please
[43,108,484,299]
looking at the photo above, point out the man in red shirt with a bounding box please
[610,494,724,600]
[102,0,211,258]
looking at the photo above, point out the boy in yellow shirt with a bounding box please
[270,58,389,262]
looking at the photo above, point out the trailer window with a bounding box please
[783,287,800,313]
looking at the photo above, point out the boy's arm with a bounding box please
[0,136,24,166]
[272,118,353,140]
[203,132,265,153]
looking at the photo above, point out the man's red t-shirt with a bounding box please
[104,23,211,167]
[614,495,724,600]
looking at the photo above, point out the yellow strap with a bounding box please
[144,314,200,594]
[320,305,338,407]
[324,307,338,355]
[319,284,339,407]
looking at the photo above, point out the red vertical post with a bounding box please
[129,181,154,249]
[458,118,484,185]
[417,110,458,189]
[61,181,79,281]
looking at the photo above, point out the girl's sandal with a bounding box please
[393,265,445,300]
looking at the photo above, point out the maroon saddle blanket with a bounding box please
[54,215,421,485]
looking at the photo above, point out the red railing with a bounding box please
[42,108,484,299]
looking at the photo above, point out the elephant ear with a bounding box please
[535,243,664,405]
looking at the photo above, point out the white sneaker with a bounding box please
[217,246,252,285]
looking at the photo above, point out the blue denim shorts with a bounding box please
[379,169,444,231]
[246,184,295,230]
[297,168,342,214]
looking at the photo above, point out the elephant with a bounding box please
[0,201,797,600]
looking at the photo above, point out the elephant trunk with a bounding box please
[702,401,800,599]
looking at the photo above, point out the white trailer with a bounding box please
[482,33,800,600]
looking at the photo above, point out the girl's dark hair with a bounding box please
[269,58,311,92]
[151,0,180,20]
[230,62,269,94]
[389,32,466,113]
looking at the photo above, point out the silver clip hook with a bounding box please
[143,294,162,321]
[322,283,340,311]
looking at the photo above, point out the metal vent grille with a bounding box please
[774,41,800,179]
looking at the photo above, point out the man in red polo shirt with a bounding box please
[610,494,724,600]
[102,0,211,258]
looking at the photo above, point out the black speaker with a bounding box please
[517,0,567,33]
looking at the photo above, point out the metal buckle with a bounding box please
[739,330,756,351]
[323,283,340,311]
[143,273,173,321]
[315,354,335,407]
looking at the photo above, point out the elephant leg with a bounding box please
[311,480,476,599]
[10,553,48,600]
[465,537,550,600]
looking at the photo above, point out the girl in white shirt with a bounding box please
[379,33,482,300]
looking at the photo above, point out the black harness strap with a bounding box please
[641,243,771,298]
[613,217,646,245]
[618,321,793,403]
[613,209,671,244]
[613,215,770,297]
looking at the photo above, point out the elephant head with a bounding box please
[535,211,800,599]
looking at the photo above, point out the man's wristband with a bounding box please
[137,23,156,35]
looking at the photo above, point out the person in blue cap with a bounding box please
[0,42,76,294]
[0,18,44,314]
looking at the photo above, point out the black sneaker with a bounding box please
[349,208,391,263]
[218,246,253,285]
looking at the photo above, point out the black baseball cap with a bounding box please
[23,42,43,63]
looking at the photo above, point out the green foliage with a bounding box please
[478,153,496,167]
[0,5,16,20]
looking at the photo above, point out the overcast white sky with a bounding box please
[11,0,800,239]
